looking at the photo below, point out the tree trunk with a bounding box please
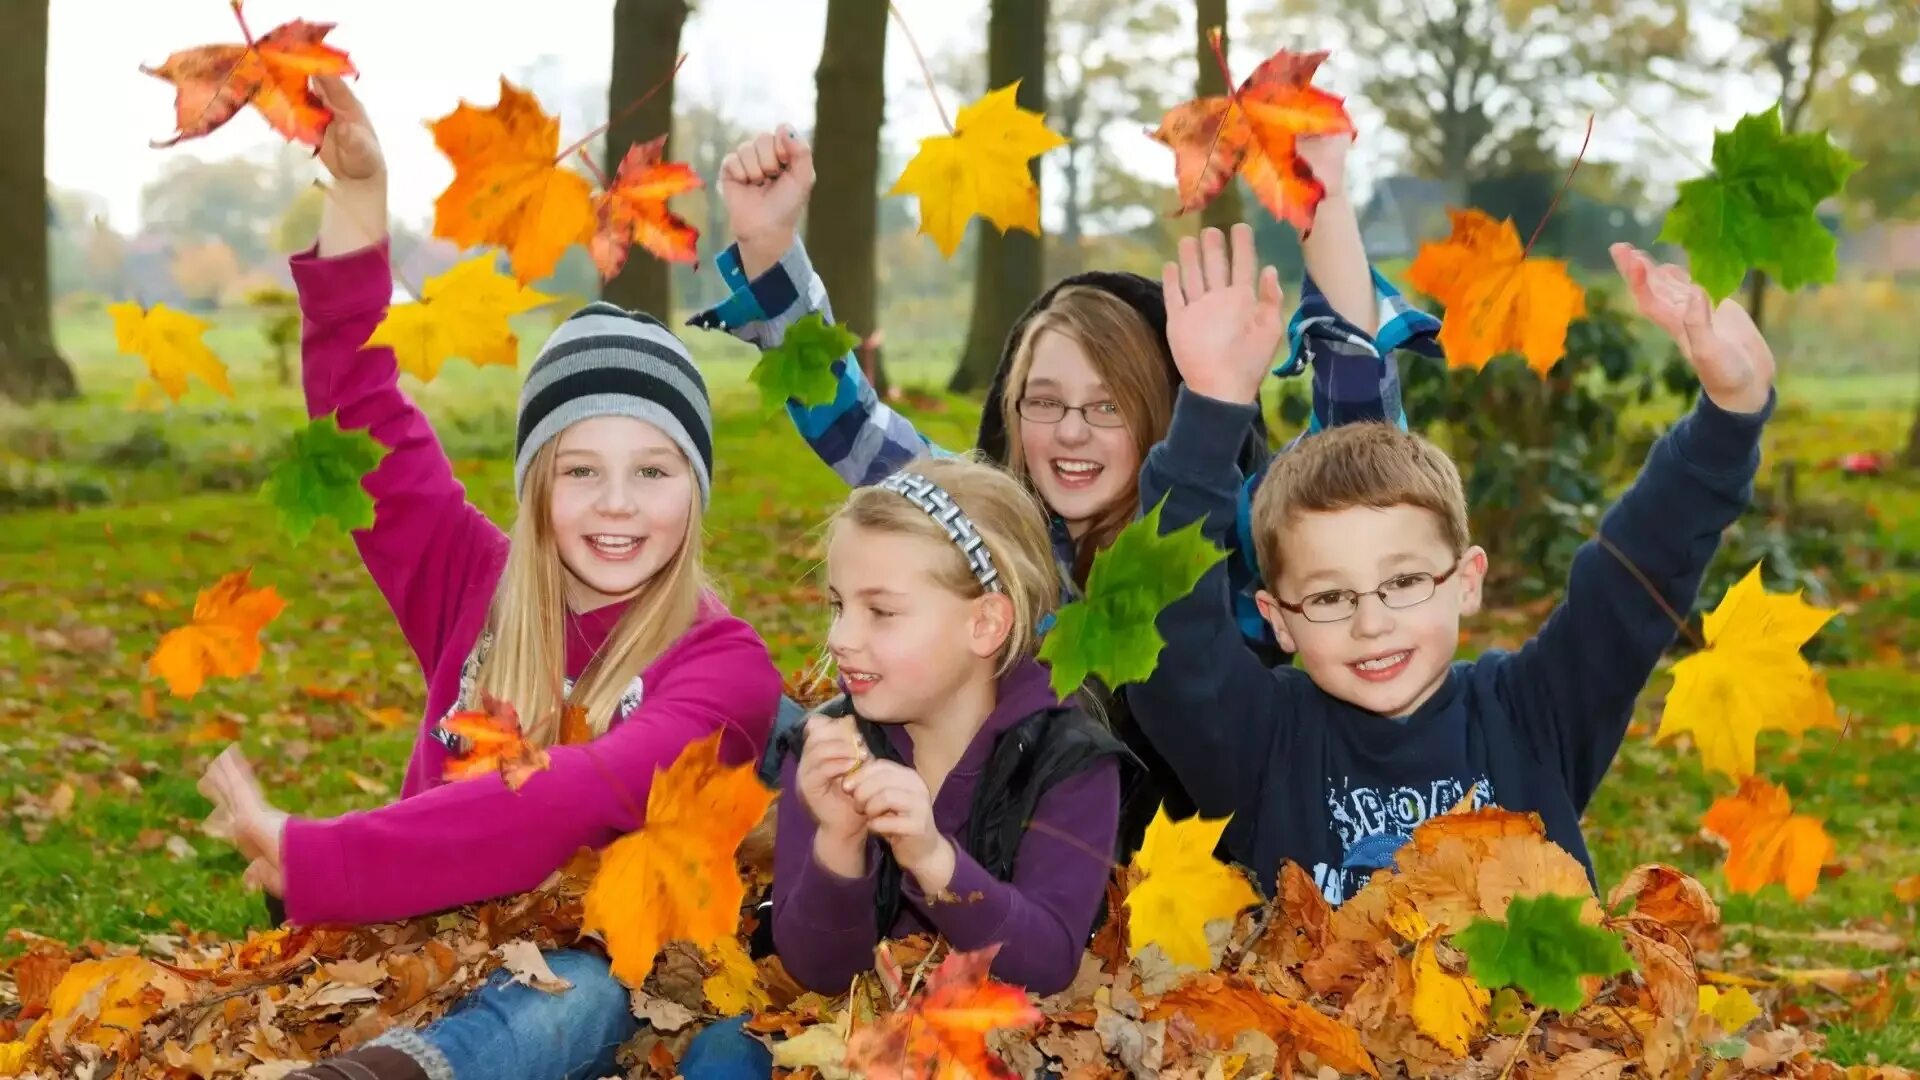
[808,0,888,389]
[1195,0,1243,233]
[1055,83,1087,278]
[1903,351,1920,469]
[603,0,688,319]
[0,0,76,404]
[950,0,1049,393]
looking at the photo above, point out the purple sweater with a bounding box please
[770,660,1120,996]
[279,241,782,926]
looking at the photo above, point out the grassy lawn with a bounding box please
[3,309,1916,1065]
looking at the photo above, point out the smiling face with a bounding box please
[545,415,696,611]
[1256,504,1487,718]
[1015,330,1144,539]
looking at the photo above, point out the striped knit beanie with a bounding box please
[515,302,713,506]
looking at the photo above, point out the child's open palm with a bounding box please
[1162,224,1287,405]
[1611,243,1774,414]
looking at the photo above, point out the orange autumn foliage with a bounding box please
[146,568,287,698]
[1701,777,1835,901]
[1149,973,1378,1077]
[141,3,356,148]
[591,136,703,279]
[439,695,552,791]
[846,945,1043,1080]
[1406,208,1588,374]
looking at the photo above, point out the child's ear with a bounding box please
[1456,546,1490,617]
[969,592,1016,660]
[1254,589,1298,654]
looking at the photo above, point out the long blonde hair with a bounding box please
[470,439,707,747]
[997,286,1173,584]
[830,455,1060,677]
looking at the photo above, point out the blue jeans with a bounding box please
[679,1015,773,1079]
[367,948,637,1080]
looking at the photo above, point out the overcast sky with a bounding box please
[49,0,1768,234]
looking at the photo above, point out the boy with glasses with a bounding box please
[1129,237,1778,903]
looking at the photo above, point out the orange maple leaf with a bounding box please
[590,136,703,280]
[1150,973,1379,1077]
[431,78,595,284]
[1700,777,1834,901]
[846,945,1042,1080]
[1406,208,1587,374]
[1150,46,1354,232]
[141,3,356,149]
[147,569,287,698]
[440,695,551,791]
[581,731,776,987]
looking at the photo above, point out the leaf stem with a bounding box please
[1521,113,1595,259]
[230,0,255,47]
[1495,1005,1544,1080]
[1593,74,1714,176]
[887,1,954,134]
[556,53,689,166]
[1591,529,1706,649]
[1196,26,1243,211]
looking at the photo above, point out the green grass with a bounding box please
[3,310,1916,1065]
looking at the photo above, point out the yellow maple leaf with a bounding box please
[889,80,1067,258]
[703,937,770,1016]
[42,956,184,1056]
[1411,932,1489,1057]
[1659,563,1840,779]
[1699,984,1762,1033]
[108,302,234,403]
[581,731,776,987]
[1124,806,1259,970]
[1405,208,1587,375]
[364,257,556,382]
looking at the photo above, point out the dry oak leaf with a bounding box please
[1149,973,1378,1077]
[1123,806,1259,969]
[581,730,776,987]
[844,944,1043,1080]
[1406,207,1587,374]
[1659,562,1840,780]
[141,4,355,148]
[889,81,1067,257]
[1606,863,1721,941]
[439,694,551,791]
[431,78,595,284]
[1700,776,1834,901]
[147,568,288,698]
[108,302,234,404]
[591,136,703,280]
[364,256,556,382]
[1150,46,1355,232]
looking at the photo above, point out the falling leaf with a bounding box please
[1410,932,1489,1057]
[1038,496,1226,699]
[107,302,234,403]
[1123,807,1258,970]
[1452,893,1634,1014]
[1148,975,1378,1077]
[440,695,551,791]
[590,136,703,280]
[1698,985,1761,1034]
[1700,776,1834,901]
[581,731,776,986]
[431,78,596,284]
[363,257,555,382]
[1659,105,1861,302]
[1405,208,1587,374]
[141,5,356,148]
[889,81,1067,257]
[1150,46,1354,231]
[1894,874,1920,904]
[702,937,769,1016]
[147,568,287,698]
[846,945,1042,1080]
[1659,563,1840,780]
[261,414,388,541]
[750,313,859,410]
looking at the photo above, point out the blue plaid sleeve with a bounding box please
[687,238,945,487]
[1278,269,1441,436]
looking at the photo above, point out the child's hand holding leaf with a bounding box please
[797,713,870,850]
[844,760,953,892]
[1610,243,1774,415]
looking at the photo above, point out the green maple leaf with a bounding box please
[1658,104,1861,302]
[260,414,387,541]
[1452,893,1634,1015]
[1037,495,1225,700]
[749,313,858,411]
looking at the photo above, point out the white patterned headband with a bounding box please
[874,471,1004,593]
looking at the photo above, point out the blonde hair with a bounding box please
[998,286,1173,584]
[470,439,707,747]
[830,454,1060,676]
[1250,422,1470,587]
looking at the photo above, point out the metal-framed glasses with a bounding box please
[1016,396,1126,428]
[1272,560,1464,624]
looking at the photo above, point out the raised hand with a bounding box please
[310,75,387,256]
[1162,224,1287,405]
[721,127,815,278]
[1611,243,1775,414]
[1295,131,1354,199]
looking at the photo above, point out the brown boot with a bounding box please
[281,1045,432,1080]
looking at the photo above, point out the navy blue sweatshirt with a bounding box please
[1129,386,1771,904]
